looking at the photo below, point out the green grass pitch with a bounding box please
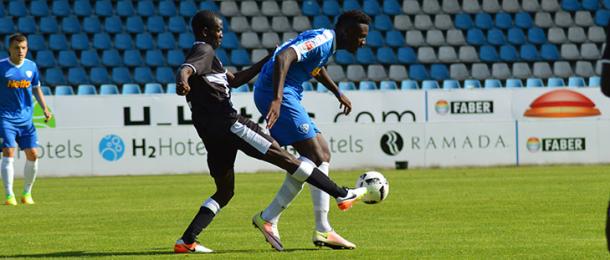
[1,165,609,259]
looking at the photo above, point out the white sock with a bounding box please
[261,157,311,224]
[23,160,38,195]
[1,157,15,197]
[310,162,332,232]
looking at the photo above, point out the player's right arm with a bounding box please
[176,44,215,96]
[176,66,193,96]
[266,48,298,129]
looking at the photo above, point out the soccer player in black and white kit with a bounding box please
[602,23,610,97]
[172,11,367,253]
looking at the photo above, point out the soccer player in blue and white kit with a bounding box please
[0,33,52,206]
[252,11,371,250]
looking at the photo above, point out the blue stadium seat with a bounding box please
[487,29,506,46]
[199,0,219,12]
[356,48,376,64]
[430,64,449,80]
[383,0,402,15]
[475,13,493,29]
[147,16,165,34]
[443,80,461,89]
[499,45,519,62]
[145,50,165,67]
[31,0,49,16]
[515,12,533,29]
[83,16,102,33]
[45,68,66,86]
[159,0,177,17]
[379,81,398,90]
[102,49,122,66]
[339,81,356,91]
[231,49,251,66]
[74,0,92,16]
[28,35,46,51]
[480,45,499,62]
[221,32,239,49]
[116,0,135,16]
[527,28,546,45]
[540,44,560,61]
[464,79,482,89]
[484,79,502,88]
[335,50,355,64]
[520,44,539,61]
[505,78,523,88]
[313,15,332,29]
[124,49,143,67]
[62,16,81,34]
[126,17,145,34]
[589,76,601,87]
[374,15,394,31]
[302,0,320,16]
[36,50,56,68]
[58,50,78,67]
[77,84,97,95]
[0,17,15,34]
[100,84,119,95]
[169,16,187,33]
[495,12,513,29]
[526,78,544,88]
[359,81,377,90]
[466,28,486,45]
[157,32,176,50]
[409,64,429,80]
[122,84,142,95]
[561,0,580,11]
[40,16,59,34]
[507,28,526,45]
[363,0,382,16]
[216,48,230,66]
[595,10,610,26]
[179,0,198,17]
[343,0,361,11]
[144,83,164,94]
[18,17,37,34]
[68,67,89,85]
[567,76,585,87]
[40,86,52,96]
[91,67,110,85]
[178,33,195,49]
[400,80,419,90]
[455,13,474,30]
[582,0,599,11]
[95,0,113,16]
[114,33,133,50]
[233,84,250,93]
[322,0,341,16]
[166,83,176,94]
[135,33,154,50]
[156,67,174,84]
[377,47,398,64]
[8,0,27,16]
[93,33,112,50]
[0,51,7,59]
[422,80,439,89]
[137,0,155,16]
[168,50,185,67]
[302,81,314,91]
[366,30,384,48]
[103,16,122,34]
[55,85,74,96]
[112,67,132,85]
[49,34,69,51]
[386,30,405,47]
[547,77,565,88]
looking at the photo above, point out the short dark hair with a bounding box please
[8,33,27,45]
[191,10,219,39]
[335,10,371,29]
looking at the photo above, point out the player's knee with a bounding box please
[321,151,331,163]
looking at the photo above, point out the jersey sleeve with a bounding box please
[289,31,333,63]
[32,63,40,88]
[181,44,215,76]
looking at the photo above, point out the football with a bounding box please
[355,171,389,204]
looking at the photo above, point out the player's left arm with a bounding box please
[314,67,352,115]
[226,54,271,88]
[32,86,52,123]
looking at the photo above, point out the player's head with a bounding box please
[7,33,28,64]
[191,10,223,49]
[335,10,371,53]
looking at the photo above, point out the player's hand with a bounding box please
[176,80,190,96]
[337,93,352,115]
[266,100,282,129]
[43,109,52,123]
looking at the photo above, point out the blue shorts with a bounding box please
[0,120,38,149]
[253,89,320,146]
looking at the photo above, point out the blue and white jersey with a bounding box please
[254,29,336,96]
[0,58,40,125]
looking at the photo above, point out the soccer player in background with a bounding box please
[173,11,366,253]
[0,33,52,206]
[602,23,610,97]
[252,10,371,250]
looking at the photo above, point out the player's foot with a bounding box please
[312,230,356,249]
[5,195,17,206]
[252,212,283,251]
[336,187,367,211]
[173,239,213,253]
[21,193,34,205]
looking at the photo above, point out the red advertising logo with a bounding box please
[523,89,601,118]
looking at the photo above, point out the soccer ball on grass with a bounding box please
[355,171,389,204]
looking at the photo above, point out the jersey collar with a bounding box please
[7,58,24,68]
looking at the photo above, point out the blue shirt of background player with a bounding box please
[254,29,336,98]
[0,58,40,126]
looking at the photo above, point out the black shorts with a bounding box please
[193,115,275,177]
